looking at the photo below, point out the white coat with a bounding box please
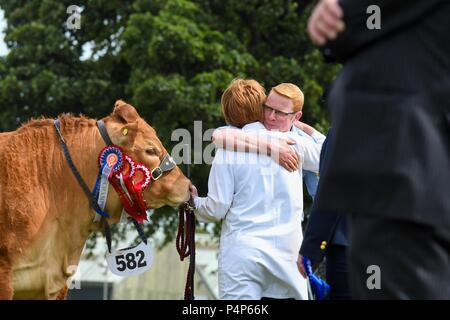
[193,122,322,299]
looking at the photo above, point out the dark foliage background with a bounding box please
[0,0,340,248]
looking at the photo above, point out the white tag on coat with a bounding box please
[106,241,154,276]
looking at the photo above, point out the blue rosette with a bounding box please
[92,146,124,220]
[98,145,124,172]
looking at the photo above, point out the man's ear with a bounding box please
[295,111,303,122]
[113,100,140,124]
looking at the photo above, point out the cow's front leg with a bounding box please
[0,258,14,300]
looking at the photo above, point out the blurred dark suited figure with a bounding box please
[307,0,450,299]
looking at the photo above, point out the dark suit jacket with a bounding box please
[315,0,450,229]
[300,129,348,264]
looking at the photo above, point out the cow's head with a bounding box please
[104,100,190,208]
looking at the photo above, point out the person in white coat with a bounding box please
[190,80,322,299]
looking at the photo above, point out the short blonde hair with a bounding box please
[221,79,265,128]
[271,83,304,112]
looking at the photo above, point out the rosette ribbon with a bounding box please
[92,146,124,221]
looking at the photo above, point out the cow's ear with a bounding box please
[116,121,139,150]
[113,100,139,124]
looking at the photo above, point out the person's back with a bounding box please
[316,0,450,227]
[211,126,307,299]
[307,0,450,299]
[217,124,303,261]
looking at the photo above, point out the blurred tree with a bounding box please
[0,0,340,246]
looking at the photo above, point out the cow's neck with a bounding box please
[53,118,123,237]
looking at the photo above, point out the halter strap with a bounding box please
[150,154,177,180]
[97,120,113,146]
[54,119,109,218]
[159,154,177,172]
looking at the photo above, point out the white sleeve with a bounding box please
[288,133,322,173]
[311,131,326,144]
[300,137,322,172]
[213,125,238,134]
[193,149,234,223]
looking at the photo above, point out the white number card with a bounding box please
[106,241,154,276]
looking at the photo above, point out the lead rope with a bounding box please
[176,162,195,300]
[176,202,196,300]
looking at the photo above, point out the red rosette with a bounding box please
[133,164,152,190]
[115,154,136,180]
[100,150,152,224]
[109,177,136,215]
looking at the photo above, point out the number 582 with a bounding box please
[115,251,147,271]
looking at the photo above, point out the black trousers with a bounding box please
[326,244,350,300]
[349,214,450,299]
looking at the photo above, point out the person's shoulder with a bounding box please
[242,121,265,132]
[291,126,325,143]
[284,130,309,143]
[291,126,309,138]
[212,147,233,165]
[215,125,238,132]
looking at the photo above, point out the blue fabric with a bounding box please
[331,217,348,246]
[303,256,330,300]
[326,245,350,300]
[303,170,319,199]
[300,128,349,265]
[292,127,321,223]
[292,127,321,199]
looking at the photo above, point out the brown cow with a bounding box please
[0,100,191,299]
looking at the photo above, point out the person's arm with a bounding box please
[294,121,318,136]
[309,0,447,62]
[212,129,300,172]
[293,121,326,144]
[291,134,323,173]
[190,149,234,223]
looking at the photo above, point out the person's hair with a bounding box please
[221,79,265,128]
[270,83,304,112]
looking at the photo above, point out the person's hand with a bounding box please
[297,255,307,279]
[308,0,345,46]
[189,184,198,198]
[271,138,299,172]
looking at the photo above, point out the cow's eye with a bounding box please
[145,148,157,156]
